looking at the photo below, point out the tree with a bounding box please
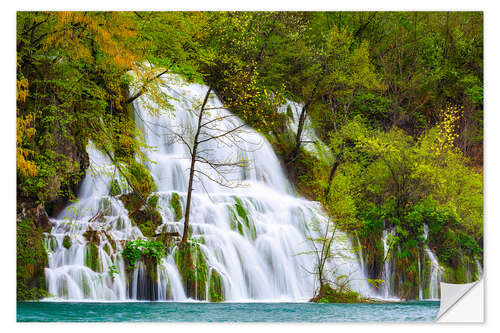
[284,21,383,164]
[302,214,363,302]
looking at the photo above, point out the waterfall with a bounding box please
[42,74,372,301]
[381,228,395,299]
[422,225,443,300]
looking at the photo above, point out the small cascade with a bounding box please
[418,252,422,300]
[354,235,366,276]
[422,225,443,300]
[42,74,372,301]
[376,226,444,300]
[380,228,394,299]
[423,246,442,299]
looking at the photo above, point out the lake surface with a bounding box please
[17,301,440,322]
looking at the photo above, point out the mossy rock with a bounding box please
[170,192,182,221]
[125,160,157,198]
[84,243,100,272]
[391,245,420,300]
[155,232,178,249]
[119,193,142,213]
[104,233,117,253]
[16,218,49,301]
[174,242,208,300]
[229,198,257,240]
[62,235,72,249]
[45,235,58,252]
[120,193,163,237]
[132,208,163,237]
[286,104,294,119]
[209,269,224,302]
[83,229,100,244]
[310,284,361,303]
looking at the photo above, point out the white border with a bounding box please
[2,1,498,332]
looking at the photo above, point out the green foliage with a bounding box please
[109,265,118,279]
[121,239,166,270]
[17,218,49,301]
[147,194,159,208]
[109,179,121,197]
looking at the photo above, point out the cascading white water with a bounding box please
[43,74,373,301]
[378,226,443,300]
[422,225,443,300]
[380,228,395,299]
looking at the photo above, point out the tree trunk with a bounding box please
[286,103,309,164]
[325,146,344,199]
[286,77,322,165]
[181,87,211,244]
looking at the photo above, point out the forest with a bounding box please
[16,12,483,303]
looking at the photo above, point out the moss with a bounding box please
[147,194,159,208]
[174,242,208,300]
[83,229,99,243]
[120,193,163,237]
[156,232,176,249]
[143,255,159,282]
[84,243,100,272]
[17,218,49,301]
[45,235,58,252]
[62,235,72,249]
[120,192,142,213]
[103,243,112,256]
[229,198,257,240]
[104,232,117,253]
[170,192,182,221]
[97,197,113,217]
[311,284,361,303]
[209,269,224,302]
[135,208,163,237]
[126,160,157,199]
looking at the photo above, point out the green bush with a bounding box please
[122,239,166,270]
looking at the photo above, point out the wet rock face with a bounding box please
[17,202,52,232]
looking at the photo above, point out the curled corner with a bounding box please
[436,278,484,323]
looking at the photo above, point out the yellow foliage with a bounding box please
[17,77,28,103]
[436,105,462,155]
[17,114,38,177]
[43,12,139,109]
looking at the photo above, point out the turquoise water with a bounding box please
[17,301,439,322]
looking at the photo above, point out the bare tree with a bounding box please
[301,216,362,301]
[134,84,263,245]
